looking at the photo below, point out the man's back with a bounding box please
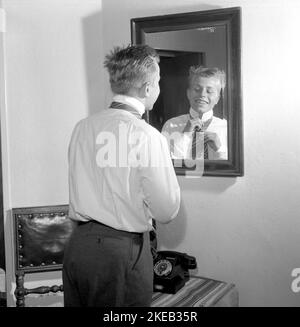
[69,108,180,232]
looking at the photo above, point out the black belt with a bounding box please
[77,220,143,237]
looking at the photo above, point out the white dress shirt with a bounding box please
[68,95,180,233]
[161,108,228,160]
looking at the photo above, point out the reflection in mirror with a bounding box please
[131,7,243,176]
[161,66,228,161]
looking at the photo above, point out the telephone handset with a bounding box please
[153,250,197,294]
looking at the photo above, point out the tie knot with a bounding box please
[192,120,204,132]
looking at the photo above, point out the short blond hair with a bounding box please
[104,44,159,95]
[188,66,226,93]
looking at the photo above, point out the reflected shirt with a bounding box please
[161,108,228,160]
[68,95,181,233]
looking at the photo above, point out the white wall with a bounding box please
[1,0,300,306]
[1,0,104,306]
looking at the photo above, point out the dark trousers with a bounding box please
[62,220,153,307]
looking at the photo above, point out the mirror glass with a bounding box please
[131,7,243,176]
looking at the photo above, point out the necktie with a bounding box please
[150,220,158,260]
[110,101,142,119]
[191,117,213,160]
[191,126,201,160]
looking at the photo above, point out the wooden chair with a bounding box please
[13,205,76,307]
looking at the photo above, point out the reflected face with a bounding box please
[145,62,160,110]
[187,76,221,115]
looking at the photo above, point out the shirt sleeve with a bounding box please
[162,119,192,159]
[211,120,228,159]
[68,120,83,220]
[171,133,192,159]
[140,131,181,224]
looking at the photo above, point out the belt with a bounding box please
[77,220,143,237]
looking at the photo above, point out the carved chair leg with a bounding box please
[15,271,26,307]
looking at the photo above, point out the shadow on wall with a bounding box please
[0,228,4,271]
[82,11,104,116]
[156,199,187,249]
[157,176,237,250]
[179,176,237,194]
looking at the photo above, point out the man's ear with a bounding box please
[140,82,150,98]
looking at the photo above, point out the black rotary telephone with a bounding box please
[150,223,197,294]
[153,250,197,294]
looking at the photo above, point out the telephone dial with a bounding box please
[153,250,197,294]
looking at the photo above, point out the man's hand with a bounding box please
[204,132,221,151]
[183,118,203,133]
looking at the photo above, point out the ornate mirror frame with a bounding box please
[131,7,243,177]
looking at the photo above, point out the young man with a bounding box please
[63,45,180,307]
[162,66,228,160]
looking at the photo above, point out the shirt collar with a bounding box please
[189,108,213,122]
[113,94,145,117]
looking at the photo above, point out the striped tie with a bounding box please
[191,117,212,160]
[191,126,201,160]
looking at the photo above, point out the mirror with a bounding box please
[131,7,243,176]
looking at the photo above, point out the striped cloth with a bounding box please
[151,276,238,307]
